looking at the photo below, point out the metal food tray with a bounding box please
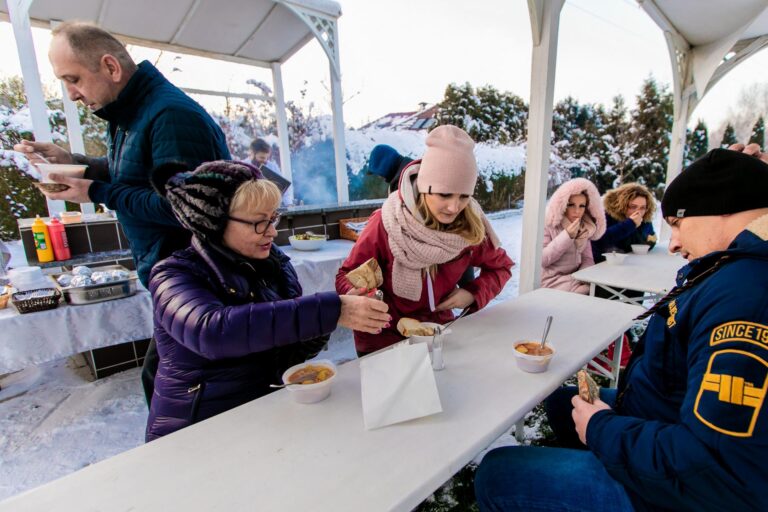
[53,265,138,305]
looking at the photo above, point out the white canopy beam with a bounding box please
[284,3,348,202]
[8,0,65,216]
[520,0,565,295]
[271,62,294,205]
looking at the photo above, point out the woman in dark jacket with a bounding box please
[145,161,389,441]
[591,182,657,263]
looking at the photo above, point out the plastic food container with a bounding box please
[408,322,450,352]
[630,244,650,255]
[288,235,327,251]
[604,252,628,265]
[36,164,88,182]
[60,211,83,224]
[513,341,556,373]
[281,360,337,404]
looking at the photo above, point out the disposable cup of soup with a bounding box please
[630,244,650,255]
[513,341,556,373]
[36,164,87,183]
[408,322,450,352]
[281,360,337,404]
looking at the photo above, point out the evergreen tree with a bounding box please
[594,95,633,193]
[749,116,765,148]
[436,82,527,144]
[624,76,673,198]
[686,119,709,163]
[721,123,738,147]
[549,97,608,189]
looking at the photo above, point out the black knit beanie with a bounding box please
[151,160,263,242]
[661,149,768,219]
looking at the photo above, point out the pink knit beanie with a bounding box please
[416,125,478,195]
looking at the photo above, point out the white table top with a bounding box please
[0,289,153,375]
[280,239,355,265]
[572,247,685,295]
[0,288,643,512]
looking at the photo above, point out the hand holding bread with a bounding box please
[346,258,383,290]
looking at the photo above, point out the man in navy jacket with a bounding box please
[475,148,768,511]
[17,22,230,405]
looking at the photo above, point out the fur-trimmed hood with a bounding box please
[545,178,606,240]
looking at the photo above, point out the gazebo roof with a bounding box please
[0,0,342,68]
[640,0,768,99]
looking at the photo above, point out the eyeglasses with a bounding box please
[566,203,587,209]
[228,213,281,234]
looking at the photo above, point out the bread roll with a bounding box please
[346,258,383,289]
[577,370,600,404]
[396,317,435,337]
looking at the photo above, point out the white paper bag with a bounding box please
[360,342,443,430]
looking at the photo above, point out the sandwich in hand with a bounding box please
[346,258,383,290]
[577,370,600,404]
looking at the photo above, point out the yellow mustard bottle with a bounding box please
[32,215,54,263]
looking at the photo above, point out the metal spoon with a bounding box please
[269,371,319,388]
[431,306,471,344]
[540,315,553,350]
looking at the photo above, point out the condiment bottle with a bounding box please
[31,215,54,263]
[48,218,71,261]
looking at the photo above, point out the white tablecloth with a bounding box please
[0,290,153,374]
[0,241,355,375]
[280,239,355,296]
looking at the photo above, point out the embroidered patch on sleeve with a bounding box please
[710,321,768,350]
[694,349,767,437]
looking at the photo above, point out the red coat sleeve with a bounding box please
[462,237,513,310]
[335,210,385,295]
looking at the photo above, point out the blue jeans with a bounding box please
[474,387,634,511]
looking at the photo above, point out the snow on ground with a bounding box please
[0,213,524,501]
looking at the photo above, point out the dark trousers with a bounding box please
[141,336,160,407]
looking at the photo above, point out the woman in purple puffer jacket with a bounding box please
[541,177,606,294]
[145,161,390,441]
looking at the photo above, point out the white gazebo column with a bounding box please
[329,55,348,203]
[8,0,65,216]
[519,0,565,294]
[285,5,349,203]
[50,20,95,215]
[661,31,694,241]
[271,62,294,206]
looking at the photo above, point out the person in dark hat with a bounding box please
[475,148,768,512]
[366,144,414,193]
[145,160,390,441]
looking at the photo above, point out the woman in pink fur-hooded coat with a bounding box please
[541,177,606,294]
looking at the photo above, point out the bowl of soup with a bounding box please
[281,360,337,403]
[513,341,556,373]
[630,244,650,255]
[288,232,327,251]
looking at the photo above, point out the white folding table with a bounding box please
[571,245,684,385]
[0,288,642,512]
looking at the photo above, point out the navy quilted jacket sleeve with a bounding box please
[150,259,342,360]
[89,107,230,227]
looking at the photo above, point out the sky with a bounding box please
[1,0,768,132]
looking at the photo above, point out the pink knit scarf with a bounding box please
[381,192,499,301]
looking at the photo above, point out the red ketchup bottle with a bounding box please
[48,218,72,261]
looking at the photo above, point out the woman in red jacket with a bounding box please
[336,126,513,355]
